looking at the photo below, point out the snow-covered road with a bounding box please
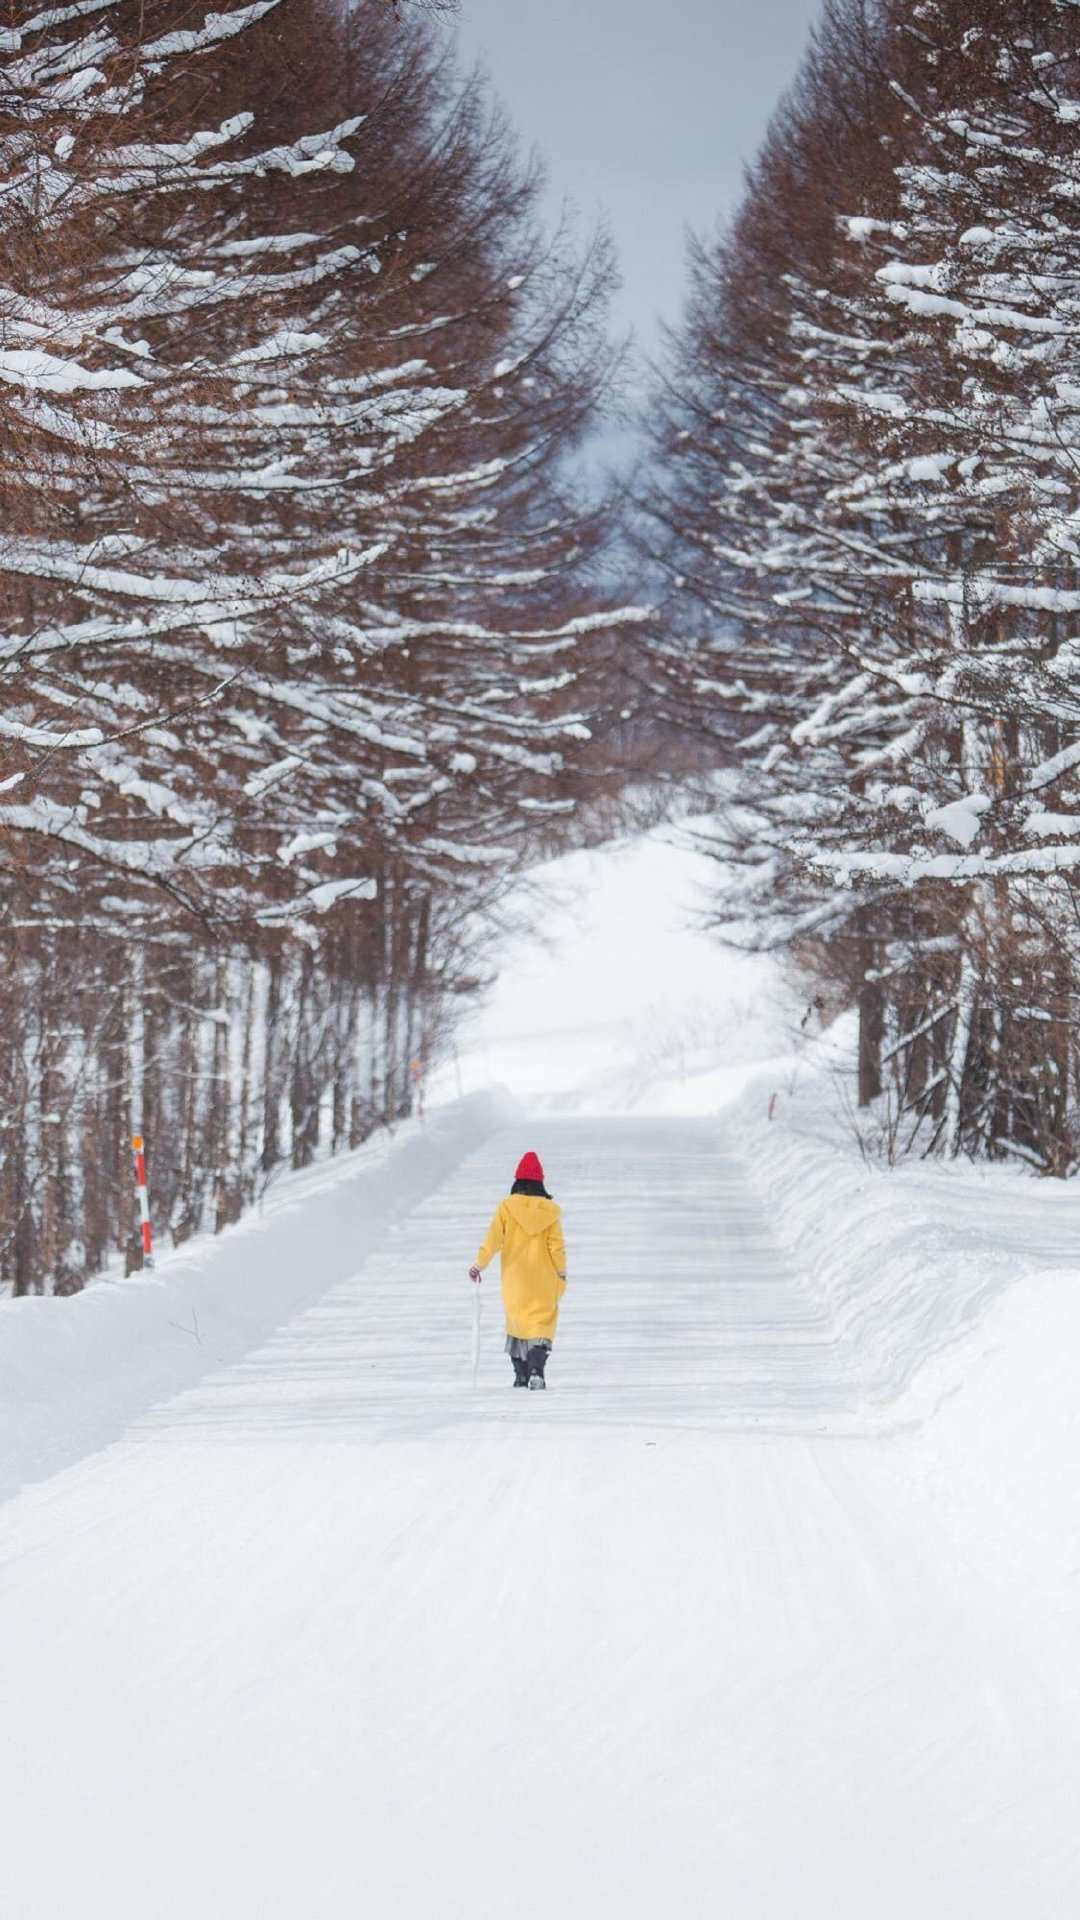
[3,1114,1079,1917]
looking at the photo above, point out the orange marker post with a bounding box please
[131,1134,154,1269]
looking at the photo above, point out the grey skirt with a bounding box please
[505,1335,553,1358]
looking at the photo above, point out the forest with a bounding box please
[0,0,638,1291]
[7,0,1080,1296]
[643,0,1080,1175]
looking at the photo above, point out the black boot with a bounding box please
[526,1347,548,1391]
[511,1355,529,1388]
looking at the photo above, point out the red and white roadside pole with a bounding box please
[131,1133,154,1270]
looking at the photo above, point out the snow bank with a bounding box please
[899,1263,1080,1629]
[706,1031,1080,1700]
[721,1030,1080,1427]
[739,1053,1080,1733]
[0,1090,510,1502]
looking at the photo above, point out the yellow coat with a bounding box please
[475,1194,568,1343]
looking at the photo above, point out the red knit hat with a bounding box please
[515,1151,545,1184]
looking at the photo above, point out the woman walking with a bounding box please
[469,1151,567,1389]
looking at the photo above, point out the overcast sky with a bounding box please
[450,0,823,357]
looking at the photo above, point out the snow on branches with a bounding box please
[643,0,1080,1172]
[0,1,632,1293]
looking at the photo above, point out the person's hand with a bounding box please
[469,1265,482,1284]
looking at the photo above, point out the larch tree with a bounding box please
[0,0,636,1293]
[641,0,1080,1171]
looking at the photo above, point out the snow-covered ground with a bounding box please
[427,825,791,1112]
[4,826,1080,1917]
